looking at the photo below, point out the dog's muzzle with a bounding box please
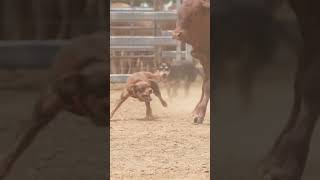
[159,72,170,80]
[142,89,153,102]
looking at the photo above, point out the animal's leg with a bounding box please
[192,57,210,123]
[192,85,204,115]
[192,76,210,124]
[144,101,154,120]
[110,90,130,119]
[258,60,320,180]
[150,81,167,107]
[0,91,63,179]
[172,81,180,97]
[258,102,318,180]
[184,80,191,97]
[166,82,172,99]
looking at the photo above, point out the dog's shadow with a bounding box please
[111,115,167,122]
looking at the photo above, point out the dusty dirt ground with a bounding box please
[110,81,210,180]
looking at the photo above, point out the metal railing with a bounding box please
[110,4,189,83]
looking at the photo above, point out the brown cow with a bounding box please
[256,0,320,179]
[172,0,210,124]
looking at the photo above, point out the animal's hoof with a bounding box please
[144,115,155,120]
[162,101,168,107]
[193,116,204,124]
[252,159,300,180]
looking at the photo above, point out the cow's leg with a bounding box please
[192,57,210,124]
[258,104,318,180]
[192,84,204,114]
[0,90,63,178]
[192,75,210,124]
[258,60,320,180]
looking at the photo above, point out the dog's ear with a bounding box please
[53,72,84,97]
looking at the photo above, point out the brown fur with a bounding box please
[173,0,210,123]
[111,71,168,120]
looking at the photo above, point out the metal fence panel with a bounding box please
[110,36,178,46]
[110,11,177,22]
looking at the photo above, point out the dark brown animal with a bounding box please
[0,32,108,179]
[172,0,210,123]
[159,61,204,98]
[110,71,168,120]
[256,0,320,179]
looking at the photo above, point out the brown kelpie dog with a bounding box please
[110,69,168,120]
[0,32,108,179]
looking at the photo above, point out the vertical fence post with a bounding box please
[176,0,181,62]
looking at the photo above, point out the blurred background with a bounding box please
[213,0,320,179]
[0,1,107,179]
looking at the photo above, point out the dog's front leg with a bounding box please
[0,90,63,179]
[150,81,167,107]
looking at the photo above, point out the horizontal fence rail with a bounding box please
[111,7,154,11]
[110,1,185,83]
[110,36,178,46]
[110,74,130,83]
[110,45,154,50]
[110,51,187,59]
[110,11,177,22]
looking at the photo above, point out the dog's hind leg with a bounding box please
[110,90,130,119]
[172,81,180,97]
[166,83,171,99]
[149,81,167,107]
[0,90,63,179]
[184,80,191,97]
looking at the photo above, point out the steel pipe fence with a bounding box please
[110,1,193,83]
